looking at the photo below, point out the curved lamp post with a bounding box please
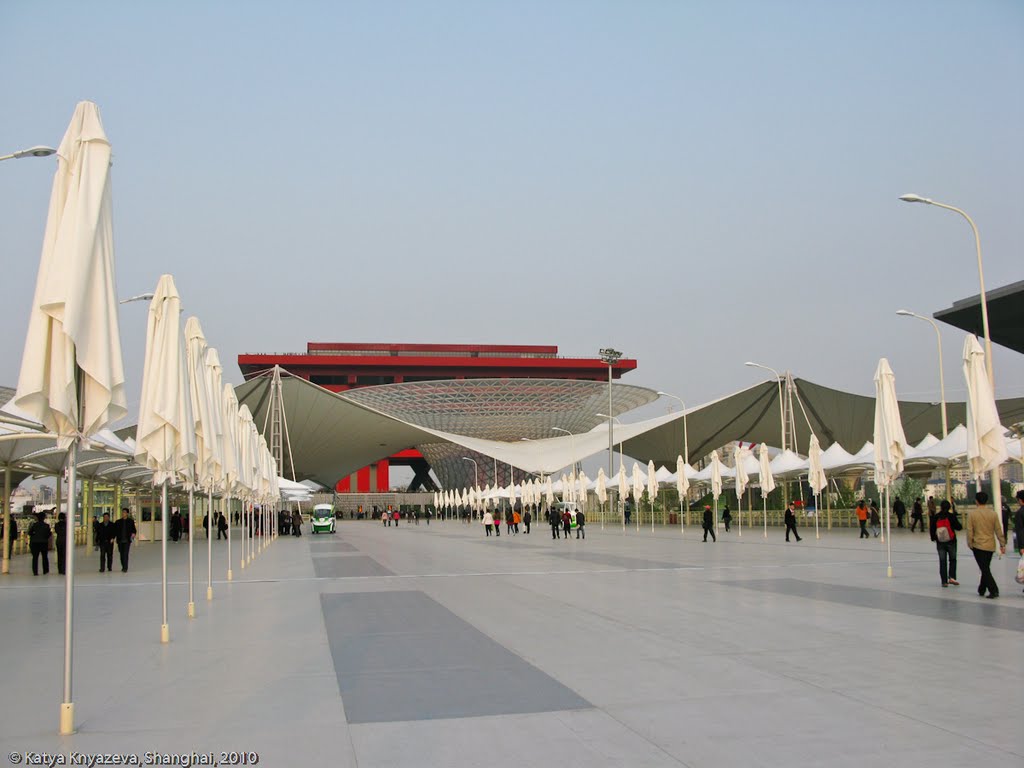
[0,145,56,162]
[896,309,951,501]
[900,194,1002,519]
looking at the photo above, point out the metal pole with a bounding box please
[912,199,1001,521]
[187,487,195,618]
[2,465,10,575]
[207,486,214,599]
[59,442,78,733]
[161,481,169,643]
[226,493,233,581]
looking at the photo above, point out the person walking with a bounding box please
[624,500,632,527]
[482,510,494,537]
[96,511,116,572]
[28,511,52,576]
[702,506,716,542]
[575,508,586,539]
[53,512,67,575]
[169,510,181,542]
[929,500,962,587]
[856,500,870,538]
[869,501,881,537]
[523,507,532,534]
[292,509,303,536]
[217,512,228,539]
[512,509,521,534]
[203,512,210,539]
[722,505,732,533]
[112,508,136,572]
[910,497,924,532]
[561,508,572,540]
[550,507,561,539]
[966,491,1005,599]
[893,495,906,528]
[506,508,514,535]
[784,502,802,542]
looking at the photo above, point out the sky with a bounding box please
[2,0,1023,427]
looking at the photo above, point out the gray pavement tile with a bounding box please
[724,578,1024,632]
[321,591,590,723]
[311,554,394,578]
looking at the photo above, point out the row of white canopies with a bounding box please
[432,419,1024,512]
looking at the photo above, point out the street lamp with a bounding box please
[552,427,577,477]
[900,194,1001,514]
[0,145,57,162]
[656,391,689,465]
[599,348,622,481]
[461,457,479,489]
[597,413,624,531]
[744,362,786,455]
[897,309,952,504]
[119,292,155,305]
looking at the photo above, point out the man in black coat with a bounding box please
[28,511,52,575]
[575,509,586,539]
[550,506,560,539]
[702,506,716,542]
[893,496,907,528]
[784,502,802,542]
[96,512,116,572]
[53,512,67,575]
[112,508,137,572]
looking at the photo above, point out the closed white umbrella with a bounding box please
[12,101,127,735]
[15,102,127,448]
[647,460,657,531]
[183,317,215,617]
[676,455,690,535]
[595,468,607,504]
[758,443,775,538]
[963,335,1008,483]
[734,444,750,537]
[710,450,723,532]
[135,275,196,644]
[577,472,589,512]
[873,358,907,577]
[807,434,826,540]
[631,462,644,530]
[220,382,241,581]
[203,348,225,599]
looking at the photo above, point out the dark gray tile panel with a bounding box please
[726,578,1024,632]
[308,540,358,552]
[312,554,394,578]
[321,591,591,723]
[551,550,685,571]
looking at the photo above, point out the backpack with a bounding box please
[935,517,953,543]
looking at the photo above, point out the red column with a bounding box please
[376,460,390,492]
[356,466,372,493]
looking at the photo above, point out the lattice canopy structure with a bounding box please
[344,378,658,488]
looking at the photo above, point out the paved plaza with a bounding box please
[1,517,1021,767]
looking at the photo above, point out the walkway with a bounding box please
[1,519,1021,767]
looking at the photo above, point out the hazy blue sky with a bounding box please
[2,0,1022,421]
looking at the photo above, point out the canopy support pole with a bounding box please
[161,480,170,643]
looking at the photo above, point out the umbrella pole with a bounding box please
[187,486,195,618]
[161,480,170,643]
[59,438,79,734]
[241,500,246,569]
[885,486,893,578]
[763,497,768,538]
[207,487,213,599]
[815,493,820,540]
[2,465,10,574]
[738,494,743,537]
[226,494,233,581]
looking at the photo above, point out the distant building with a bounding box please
[238,343,640,492]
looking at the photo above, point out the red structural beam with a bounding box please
[307,342,559,355]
